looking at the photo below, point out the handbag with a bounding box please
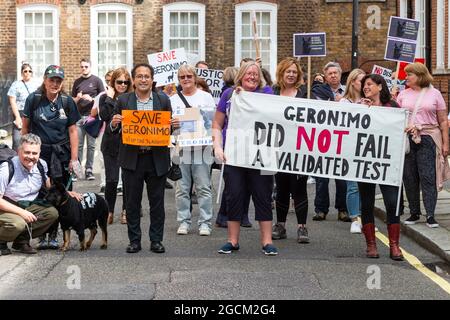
[83,116,103,138]
[405,87,427,154]
[167,162,182,181]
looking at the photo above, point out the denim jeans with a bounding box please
[176,162,213,228]
[77,116,96,172]
[314,177,347,213]
[346,181,360,219]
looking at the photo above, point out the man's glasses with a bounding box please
[135,75,151,80]
[115,80,130,86]
[80,65,90,69]
[23,70,33,74]
[179,74,193,80]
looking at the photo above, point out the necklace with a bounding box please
[49,95,59,112]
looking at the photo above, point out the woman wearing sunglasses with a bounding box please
[99,68,133,225]
[170,64,216,237]
[7,63,40,150]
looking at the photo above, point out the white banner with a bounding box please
[224,92,408,187]
[148,48,187,87]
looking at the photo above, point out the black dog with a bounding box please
[45,183,108,251]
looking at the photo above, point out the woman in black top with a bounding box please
[99,67,132,225]
[271,57,310,243]
[358,74,403,261]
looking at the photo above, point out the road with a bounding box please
[0,171,449,302]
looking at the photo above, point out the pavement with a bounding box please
[375,187,450,264]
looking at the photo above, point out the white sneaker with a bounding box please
[177,224,189,235]
[350,221,362,234]
[199,228,211,236]
[307,177,316,184]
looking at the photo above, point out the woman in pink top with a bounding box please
[397,63,449,228]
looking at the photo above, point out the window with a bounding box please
[399,0,407,18]
[235,2,277,77]
[91,4,133,78]
[415,0,427,60]
[16,5,59,78]
[436,0,445,70]
[163,2,205,64]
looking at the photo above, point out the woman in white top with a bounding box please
[7,63,39,150]
[170,64,216,236]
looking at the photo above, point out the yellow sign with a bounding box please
[121,110,171,146]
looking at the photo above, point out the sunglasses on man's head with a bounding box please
[179,74,193,80]
[23,70,33,73]
[115,80,130,86]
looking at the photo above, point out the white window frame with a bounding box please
[436,0,445,70]
[163,1,205,64]
[414,0,427,60]
[90,4,133,76]
[16,4,59,78]
[235,1,278,76]
[399,0,407,17]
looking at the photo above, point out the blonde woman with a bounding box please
[341,68,366,234]
[213,61,277,255]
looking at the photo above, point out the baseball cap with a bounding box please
[44,65,65,79]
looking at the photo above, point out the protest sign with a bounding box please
[293,33,326,57]
[371,65,405,92]
[121,110,171,146]
[388,16,419,42]
[177,107,213,147]
[384,38,417,63]
[196,68,224,104]
[225,92,408,187]
[372,65,393,79]
[148,48,187,87]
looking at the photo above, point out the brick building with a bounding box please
[395,0,450,108]
[1,0,444,128]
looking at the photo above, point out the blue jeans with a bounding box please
[346,181,360,219]
[314,177,347,214]
[77,116,96,172]
[176,162,213,229]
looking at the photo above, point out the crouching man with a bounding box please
[0,134,58,255]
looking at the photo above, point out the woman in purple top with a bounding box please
[213,61,278,256]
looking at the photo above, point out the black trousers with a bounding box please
[103,153,126,213]
[358,182,400,225]
[275,173,308,224]
[122,153,167,244]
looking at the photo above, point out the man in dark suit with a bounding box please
[311,62,349,223]
[110,63,178,254]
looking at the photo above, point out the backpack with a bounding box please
[0,143,46,186]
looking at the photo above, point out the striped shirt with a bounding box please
[0,156,48,201]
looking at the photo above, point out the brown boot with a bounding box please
[107,213,114,225]
[120,210,127,224]
[362,223,379,258]
[387,224,404,261]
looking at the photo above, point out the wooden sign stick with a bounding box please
[252,11,261,63]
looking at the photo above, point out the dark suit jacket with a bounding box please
[114,91,172,176]
[311,82,335,101]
